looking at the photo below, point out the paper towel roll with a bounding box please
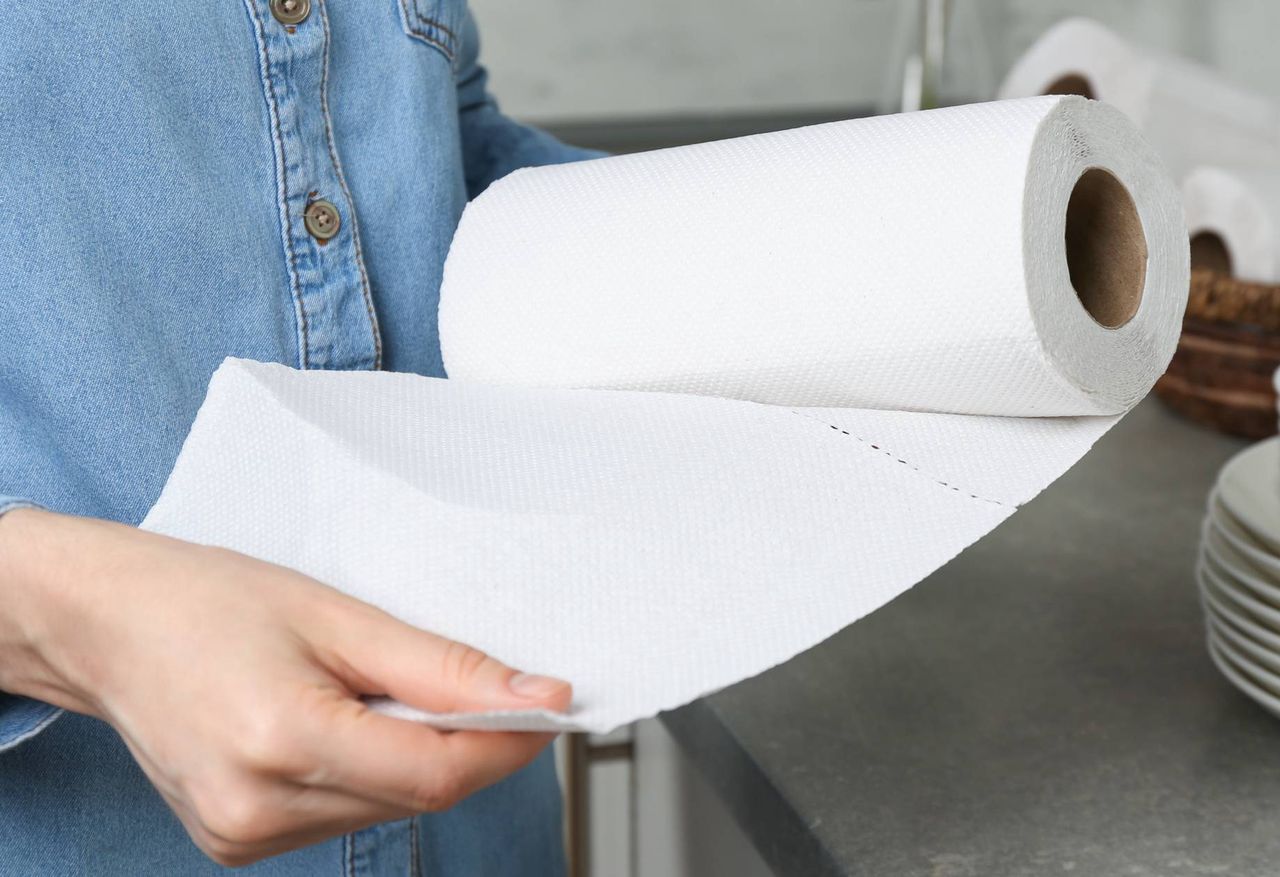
[1183,166,1280,283]
[998,18,1280,180]
[141,96,1188,734]
[441,95,1185,417]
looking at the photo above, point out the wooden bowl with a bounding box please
[1153,269,1280,439]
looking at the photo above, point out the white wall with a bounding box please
[469,0,903,120]
[470,0,1280,122]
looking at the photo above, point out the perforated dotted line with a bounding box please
[790,410,1015,510]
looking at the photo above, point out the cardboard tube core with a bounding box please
[1044,73,1095,100]
[1064,168,1147,328]
[1189,231,1233,276]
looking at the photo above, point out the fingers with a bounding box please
[437,726,560,799]
[173,781,411,867]
[119,716,414,866]
[129,680,553,865]
[295,692,556,812]
[314,597,572,717]
[157,586,569,866]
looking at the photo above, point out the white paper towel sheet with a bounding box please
[142,96,1187,733]
[999,18,1280,181]
[142,360,1115,733]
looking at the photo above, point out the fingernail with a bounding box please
[508,672,568,699]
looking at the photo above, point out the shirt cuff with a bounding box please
[0,496,39,517]
[0,695,62,753]
[0,496,64,751]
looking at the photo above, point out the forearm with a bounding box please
[458,106,605,198]
[454,11,605,199]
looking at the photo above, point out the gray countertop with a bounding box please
[662,399,1280,877]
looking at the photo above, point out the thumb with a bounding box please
[317,598,572,717]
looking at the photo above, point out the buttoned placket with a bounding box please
[242,1,406,873]
[244,0,382,373]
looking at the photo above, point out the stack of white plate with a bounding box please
[1199,437,1280,715]
[1274,365,1280,420]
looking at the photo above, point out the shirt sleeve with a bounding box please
[455,10,607,200]
[0,497,64,752]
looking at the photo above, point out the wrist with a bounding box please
[0,508,104,715]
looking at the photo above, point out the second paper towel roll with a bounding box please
[1183,166,1280,283]
[441,95,1185,417]
[998,18,1280,181]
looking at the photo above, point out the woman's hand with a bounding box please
[0,508,570,866]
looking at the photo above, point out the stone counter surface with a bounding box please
[664,400,1280,876]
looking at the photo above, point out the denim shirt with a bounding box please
[0,1,598,873]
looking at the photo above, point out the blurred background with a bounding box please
[472,0,1280,151]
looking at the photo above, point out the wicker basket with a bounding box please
[1153,269,1280,438]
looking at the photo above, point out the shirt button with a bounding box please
[304,200,341,242]
[271,0,310,26]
